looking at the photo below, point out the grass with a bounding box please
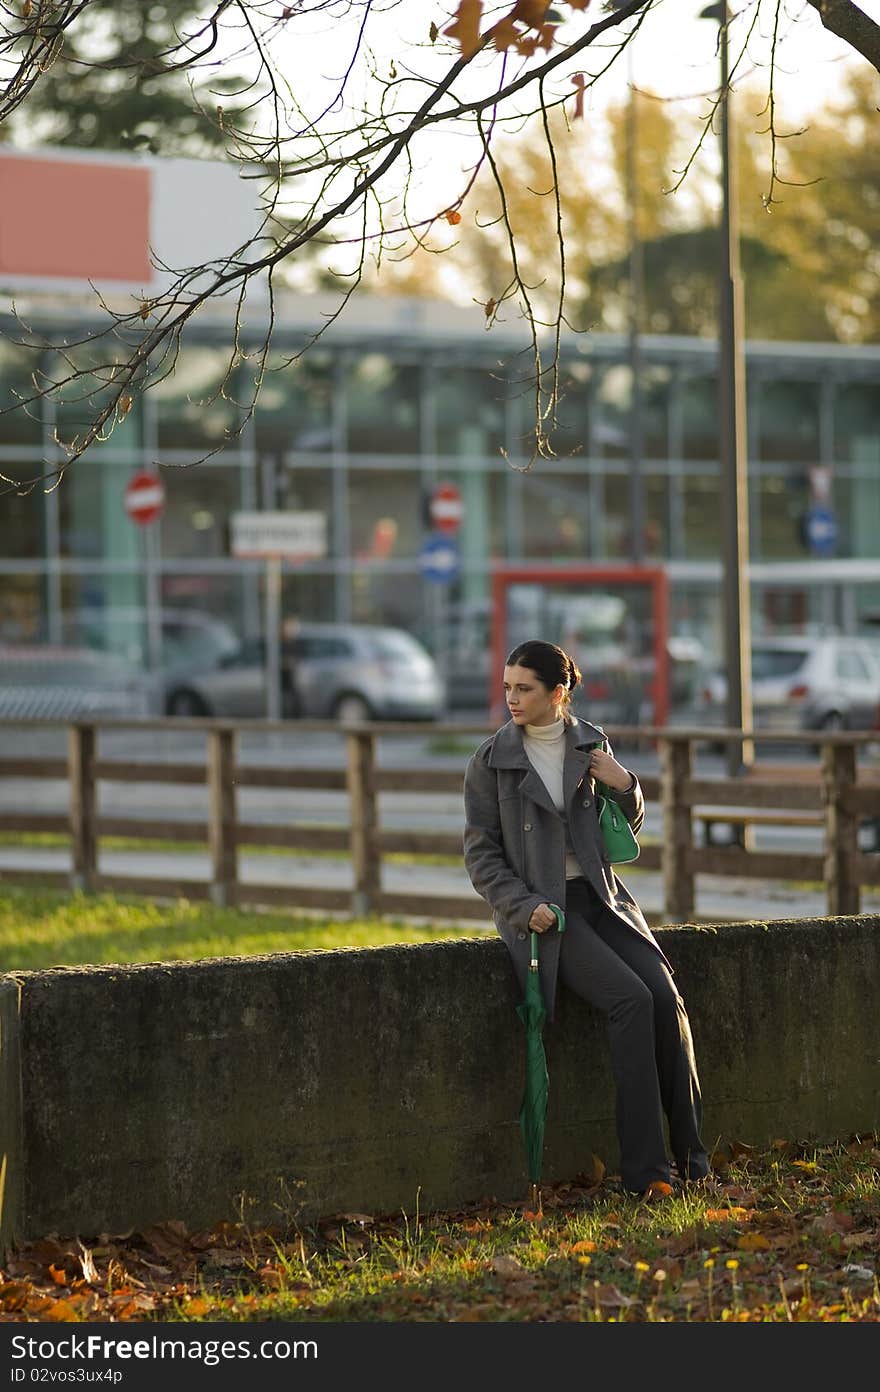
[0,829,665,864]
[1,887,877,1325]
[0,830,469,865]
[0,884,487,972]
[2,1138,878,1323]
[424,733,485,757]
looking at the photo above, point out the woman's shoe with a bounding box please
[639,1180,674,1203]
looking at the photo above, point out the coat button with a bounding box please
[582,797,591,807]
[517,931,527,941]
[523,822,532,831]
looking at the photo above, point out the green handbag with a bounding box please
[595,786,640,863]
[587,733,640,864]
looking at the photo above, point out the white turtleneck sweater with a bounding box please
[522,718,582,879]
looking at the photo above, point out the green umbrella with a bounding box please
[516,904,565,1212]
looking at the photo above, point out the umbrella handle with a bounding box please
[529,904,565,969]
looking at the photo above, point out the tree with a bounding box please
[372,69,880,345]
[740,68,880,343]
[9,1,252,154]
[583,75,880,342]
[1,0,879,491]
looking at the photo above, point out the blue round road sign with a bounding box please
[419,533,460,584]
[803,505,837,557]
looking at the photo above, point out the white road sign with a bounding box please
[231,511,327,560]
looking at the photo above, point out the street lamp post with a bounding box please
[700,0,754,778]
[608,2,645,566]
[625,47,645,566]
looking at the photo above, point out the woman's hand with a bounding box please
[529,903,558,933]
[588,748,634,792]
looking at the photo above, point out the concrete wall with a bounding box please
[2,915,879,1250]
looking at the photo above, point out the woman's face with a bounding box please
[503,663,564,727]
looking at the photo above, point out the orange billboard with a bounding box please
[0,153,151,283]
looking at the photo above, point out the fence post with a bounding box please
[823,740,860,916]
[660,733,694,923]
[68,723,97,893]
[208,727,237,908]
[346,728,380,916]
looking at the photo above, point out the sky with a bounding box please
[260,0,879,283]
[265,2,877,214]
[276,2,879,128]
[588,0,877,116]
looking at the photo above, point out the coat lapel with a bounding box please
[516,767,559,816]
[487,717,606,818]
[563,718,605,811]
[486,719,558,816]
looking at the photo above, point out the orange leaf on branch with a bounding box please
[536,22,557,52]
[571,72,586,119]
[442,207,462,224]
[443,0,484,59]
[509,0,551,27]
[488,16,521,50]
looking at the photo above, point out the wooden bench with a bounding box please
[696,761,880,851]
[699,808,824,847]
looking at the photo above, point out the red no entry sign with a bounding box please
[124,470,165,526]
[430,481,463,534]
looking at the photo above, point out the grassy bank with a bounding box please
[0,830,466,865]
[0,885,486,972]
[2,1138,878,1323]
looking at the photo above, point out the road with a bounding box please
[1,842,877,925]
[1,719,878,923]
[0,719,873,846]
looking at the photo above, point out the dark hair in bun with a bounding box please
[505,639,582,716]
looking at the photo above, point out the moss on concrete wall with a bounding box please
[2,914,878,1247]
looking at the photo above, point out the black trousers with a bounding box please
[561,876,709,1193]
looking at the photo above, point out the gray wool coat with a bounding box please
[462,715,672,1021]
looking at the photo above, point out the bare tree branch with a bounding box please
[804,0,880,74]
[1,0,878,500]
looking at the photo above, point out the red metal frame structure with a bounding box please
[489,565,670,728]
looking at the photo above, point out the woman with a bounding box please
[463,638,710,1199]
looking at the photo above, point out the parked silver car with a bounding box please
[0,645,161,720]
[699,635,880,732]
[164,622,445,721]
[60,606,241,714]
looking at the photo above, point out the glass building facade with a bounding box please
[1,293,878,699]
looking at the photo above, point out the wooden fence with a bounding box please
[0,718,878,922]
